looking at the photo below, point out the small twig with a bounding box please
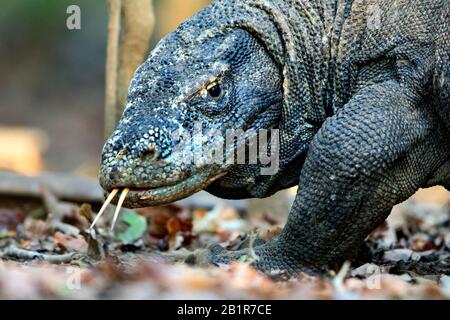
[2,245,76,263]
[333,261,351,291]
[248,231,261,263]
[81,229,105,259]
[51,221,80,236]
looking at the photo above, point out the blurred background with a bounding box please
[0,0,210,177]
[0,0,448,205]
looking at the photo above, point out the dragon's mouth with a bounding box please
[90,168,226,231]
[112,169,226,208]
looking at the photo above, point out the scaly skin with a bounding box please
[99,0,450,276]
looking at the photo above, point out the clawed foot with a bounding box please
[181,236,320,278]
[208,243,258,265]
[207,234,269,268]
[207,241,306,278]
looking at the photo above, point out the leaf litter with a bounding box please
[0,188,450,299]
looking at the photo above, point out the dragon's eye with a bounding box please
[207,82,222,98]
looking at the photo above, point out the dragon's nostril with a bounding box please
[109,166,119,180]
[141,144,159,160]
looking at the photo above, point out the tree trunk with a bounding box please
[104,0,154,138]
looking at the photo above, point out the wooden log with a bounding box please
[0,171,245,210]
[0,171,103,203]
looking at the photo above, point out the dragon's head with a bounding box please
[99,11,283,207]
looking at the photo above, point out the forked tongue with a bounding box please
[89,188,129,231]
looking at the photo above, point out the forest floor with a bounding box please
[0,188,449,299]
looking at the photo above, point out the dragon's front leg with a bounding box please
[209,81,450,275]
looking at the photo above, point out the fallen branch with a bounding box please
[0,171,103,204]
[0,171,246,209]
[51,221,80,237]
[2,245,77,264]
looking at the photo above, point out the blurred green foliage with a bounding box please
[0,1,106,41]
[0,0,211,42]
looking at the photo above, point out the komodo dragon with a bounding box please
[99,0,450,275]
